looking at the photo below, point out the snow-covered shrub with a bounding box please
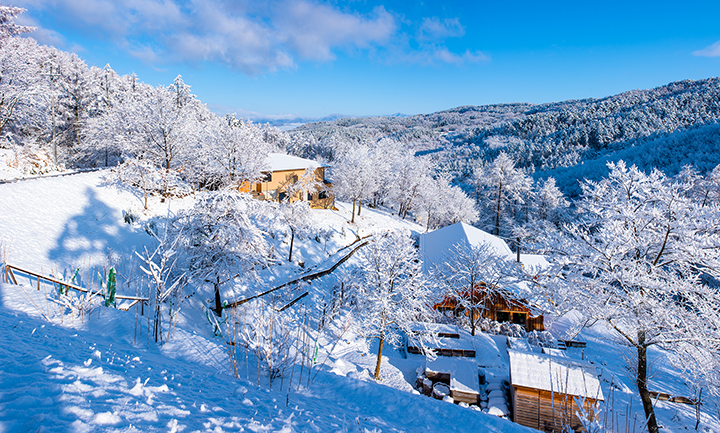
[528,330,557,348]
[106,159,192,209]
[1,142,64,177]
[230,300,296,384]
[499,322,527,338]
[123,209,138,225]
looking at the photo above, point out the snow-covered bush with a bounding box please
[528,330,557,348]
[170,191,276,317]
[106,159,192,209]
[236,300,296,384]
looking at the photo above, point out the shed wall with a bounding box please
[512,385,600,432]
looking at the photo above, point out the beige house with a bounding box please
[240,153,334,209]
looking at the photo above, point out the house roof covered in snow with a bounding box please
[419,222,513,274]
[265,153,324,172]
[508,349,604,400]
[419,223,550,277]
[426,356,480,395]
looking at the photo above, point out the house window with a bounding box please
[512,312,527,326]
[278,192,287,202]
[496,311,510,323]
[318,191,328,199]
[263,172,272,182]
[308,192,314,201]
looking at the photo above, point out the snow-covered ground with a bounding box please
[0,171,717,432]
[0,171,536,432]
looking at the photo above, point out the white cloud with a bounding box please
[417,17,464,41]
[275,2,396,61]
[13,0,486,72]
[14,13,66,47]
[693,40,720,57]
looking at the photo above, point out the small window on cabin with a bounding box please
[512,312,527,326]
[496,311,510,323]
[318,191,328,199]
[308,192,314,201]
[263,172,272,182]
[292,175,298,183]
[278,192,287,202]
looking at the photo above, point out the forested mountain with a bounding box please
[289,78,720,196]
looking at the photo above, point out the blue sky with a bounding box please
[13,0,720,120]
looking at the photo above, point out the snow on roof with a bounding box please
[518,254,550,273]
[408,322,459,336]
[266,153,324,172]
[419,222,513,274]
[508,349,604,401]
[426,357,480,395]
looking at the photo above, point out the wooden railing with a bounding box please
[4,263,148,311]
[225,235,372,310]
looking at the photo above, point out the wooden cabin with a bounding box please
[508,350,604,432]
[434,283,544,333]
[239,153,334,209]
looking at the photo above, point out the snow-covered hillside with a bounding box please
[0,171,717,432]
[0,171,537,432]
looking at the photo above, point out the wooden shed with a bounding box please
[434,284,544,333]
[508,350,604,432]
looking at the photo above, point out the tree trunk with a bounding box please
[288,228,295,262]
[351,199,356,223]
[637,334,659,433]
[494,183,503,236]
[374,311,385,380]
[470,308,476,336]
[214,278,222,317]
[357,200,362,216]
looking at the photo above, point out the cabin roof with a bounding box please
[266,153,324,172]
[419,222,513,273]
[508,349,604,400]
[426,356,480,395]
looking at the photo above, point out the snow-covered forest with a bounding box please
[2,4,720,433]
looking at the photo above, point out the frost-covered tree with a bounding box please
[387,154,432,220]
[542,161,720,433]
[207,114,270,187]
[278,200,316,262]
[0,5,34,39]
[0,37,47,141]
[415,175,478,232]
[432,242,522,335]
[122,76,202,176]
[172,192,273,316]
[474,152,532,236]
[346,231,433,380]
[532,177,569,223]
[332,146,378,223]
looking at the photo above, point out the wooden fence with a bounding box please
[4,263,148,311]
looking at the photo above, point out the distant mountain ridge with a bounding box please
[287,77,720,195]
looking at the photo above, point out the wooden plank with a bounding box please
[7,267,18,285]
[276,291,308,312]
[225,237,371,309]
[649,391,698,405]
[119,299,142,311]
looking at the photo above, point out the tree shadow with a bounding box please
[48,187,145,272]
